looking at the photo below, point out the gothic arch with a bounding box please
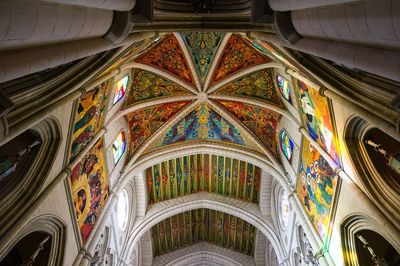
[0,117,61,237]
[0,214,66,266]
[345,116,400,230]
[341,214,400,266]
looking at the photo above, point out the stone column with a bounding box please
[39,0,136,11]
[0,0,113,51]
[0,32,155,83]
[291,0,400,51]
[268,0,358,11]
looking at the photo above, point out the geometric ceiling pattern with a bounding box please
[123,33,285,161]
[151,208,256,257]
[146,154,261,204]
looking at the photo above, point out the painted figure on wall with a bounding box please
[297,138,338,241]
[296,80,340,164]
[70,138,109,243]
[70,81,110,161]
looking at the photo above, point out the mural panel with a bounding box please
[296,80,340,164]
[160,103,246,146]
[297,138,338,241]
[136,34,194,85]
[126,101,191,157]
[214,69,283,106]
[212,34,271,84]
[70,138,109,243]
[151,209,256,257]
[70,80,110,161]
[146,154,260,203]
[125,69,191,106]
[180,32,225,83]
[217,100,280,157]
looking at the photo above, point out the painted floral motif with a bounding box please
[217,100,280,157]
[212,34,271,84]
[70,80,110,162]
[151,209,256,256]
[136,34,194,85]
[181,32,225,83]
[125,69,191,106]
[146,154,260,204]
[297,138,338,241]
[296,80,340,164]
[126,101,191,157]
[70,138,109,243]
[161,103,245,146]
[214,69,283,106]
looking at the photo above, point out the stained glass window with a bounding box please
[276,74,292,103]
[112,131,126,165]
[113,76,129,105]
[280,130,294,163]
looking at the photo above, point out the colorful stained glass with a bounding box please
[112,131,126,165]
[113,75,129,105]
[70,138,109,243]
[277,74,292,103]
[136,34,194,85]
[70,80,110,162]
[125,69,191,106]
[180,32,225,83]
[297,137,338,241]
[212,34,271,84]
[296,80,340,164]
[217,100,280,157]
[126,101,191,157]
[146,154,260,204]
[151,209,256,256]
[160,103,245,146]
[280,130,294,163]
[214,69,284,106]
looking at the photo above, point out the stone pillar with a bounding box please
[291,0,400,51]
[0,0,113,51]
[39,0,136,11]
[0,32,155,83]
[268,0,358,11]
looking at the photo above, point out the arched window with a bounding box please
[117,189,129,231]
[279,130,294,163]
[276,74,292,103]
[112,131,126,165]
[113,75,129,105]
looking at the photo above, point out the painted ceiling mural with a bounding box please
[297,137,338,242]
[135,34,194,85]
[146,154,261,204]
[126,101,192,157]
[180,32,225,83]
[70,138,109,243]
[125,69,192,106]
[217,100,280,157]
[211,34,271,84]
[151,208,256,257]
[214,69,284,107]
[295,80,340,164]
[70,79,110,162]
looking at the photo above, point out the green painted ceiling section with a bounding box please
[180,32,225,83]
[146,154,261,204]
[151,208,257,257]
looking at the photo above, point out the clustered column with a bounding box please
[269,0,400,82]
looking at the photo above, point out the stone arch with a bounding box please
[122,194,285,264]
[0,117,61,237]
[0,214,66,266]
[341,214,400,266]
[344,116,400,230]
